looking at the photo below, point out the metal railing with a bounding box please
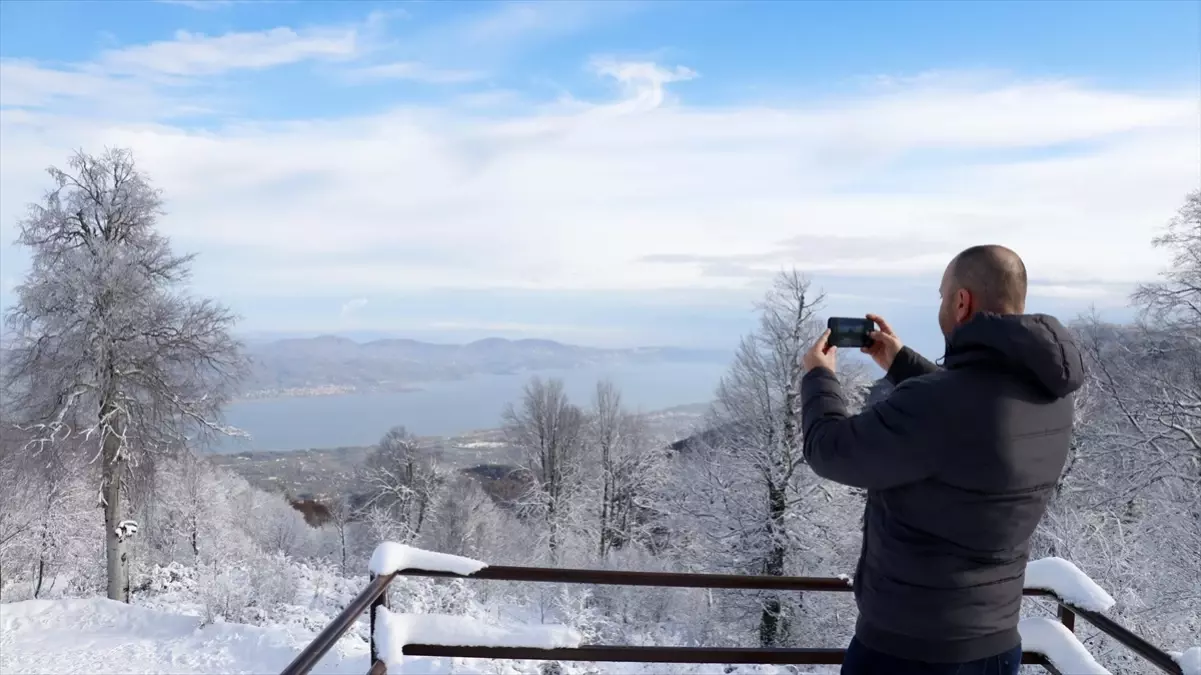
[280,564,1185,675]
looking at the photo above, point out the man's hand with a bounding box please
[802,329,838,373]
[862,313,904,372]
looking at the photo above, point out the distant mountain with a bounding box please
[240,336,730,397]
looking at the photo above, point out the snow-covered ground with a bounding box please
[0,596,828,675]
[1,551,1191,675]
[0,598,366,675]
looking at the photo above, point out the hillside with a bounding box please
[239,336,729,398]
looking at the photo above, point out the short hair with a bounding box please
[949,245,1027,314]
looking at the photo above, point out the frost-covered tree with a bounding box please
[324,495,357,576]
[664,271,875,649]
[586,380,667,559]
[422,475,511,562]
[503,377,586,562]
[361,426,439,542]
[673,271,844,647]
[1024,193,1201,666]
[2,148,246,602]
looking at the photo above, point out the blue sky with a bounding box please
[1,0,1198,356]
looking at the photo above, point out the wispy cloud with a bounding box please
[339,298,369,317]
[589,57,697,110]
[448,1,644,49]
[156,0,248,9]
[344,61,485,84]
[98,27,359,77]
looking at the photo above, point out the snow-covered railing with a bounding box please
[279,545,1188,675]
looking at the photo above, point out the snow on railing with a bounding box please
[1174,647,1201,675]
[1020,617,1110,675]
[1023,557,1116,612]
[373,608,582,671]
[1019,557,1116,674]
[283,544,1189,675]
[367,544,581,671]
[367,542,487,577]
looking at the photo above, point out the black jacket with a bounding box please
[801,313,1085,663]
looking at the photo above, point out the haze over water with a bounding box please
[214,361,728,453]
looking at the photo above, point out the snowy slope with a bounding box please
[0,597,827,675]
[0,598,367,675]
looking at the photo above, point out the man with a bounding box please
[799,245,1086,675]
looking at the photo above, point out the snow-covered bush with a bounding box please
[197,551,298,625]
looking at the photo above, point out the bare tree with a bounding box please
[1129,189,1201,466]
[673,270,838,647]
[587,380,666,559]
[1133,189,1201,333]
[3,148,246,602]
[423,475,510,561]
[361,426,438,542]
[1024,194,1201,661]
[503,377,586,562]
[325,496,356,576]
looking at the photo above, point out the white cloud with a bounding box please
[340,298,369,317]
[97,27,359,77]
[589,57,697,110]
[345,61,485,84]
[1,21,1197,308]
[0,21,365,114]
[156,0,252,9]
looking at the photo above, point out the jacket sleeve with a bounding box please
[801,366,940,490]
[885,346,942,386]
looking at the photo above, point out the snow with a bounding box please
[1024,557,1116,612]
[374,606,582,670]
[0,597,367,675]
[1019,617,1111,675]
[368,542,488,577]
[1174,647,1201,675]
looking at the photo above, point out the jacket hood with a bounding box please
[944,313,1086,398]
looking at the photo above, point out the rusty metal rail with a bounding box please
[279,564,1185,675]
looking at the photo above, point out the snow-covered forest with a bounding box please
[0,150,1197,674]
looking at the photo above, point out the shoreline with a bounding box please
[233,384,424,403]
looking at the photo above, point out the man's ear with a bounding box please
[956,288,973,321]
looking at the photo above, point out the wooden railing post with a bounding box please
[1057,604,1076,633]
[367,573,390,675]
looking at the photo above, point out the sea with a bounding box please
[213,361,727,454]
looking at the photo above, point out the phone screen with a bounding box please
[827,317,875,349]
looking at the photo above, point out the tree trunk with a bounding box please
[339,525,347,576]
[414,494,427,540]
[190,514,199,557]
[547,498,559,563]
[101,405,130,603]
[599,470,611,559]
[758,480,788,647]
[33,525,50,599]
[33,558,46,599]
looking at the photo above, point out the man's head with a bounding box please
[938,245,1028,339]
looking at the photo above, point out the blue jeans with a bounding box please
[841,637,1023,675]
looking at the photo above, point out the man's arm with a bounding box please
[885,346,941,386]
[801,366,940,490]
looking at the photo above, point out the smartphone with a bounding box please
[826,317,876,349]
